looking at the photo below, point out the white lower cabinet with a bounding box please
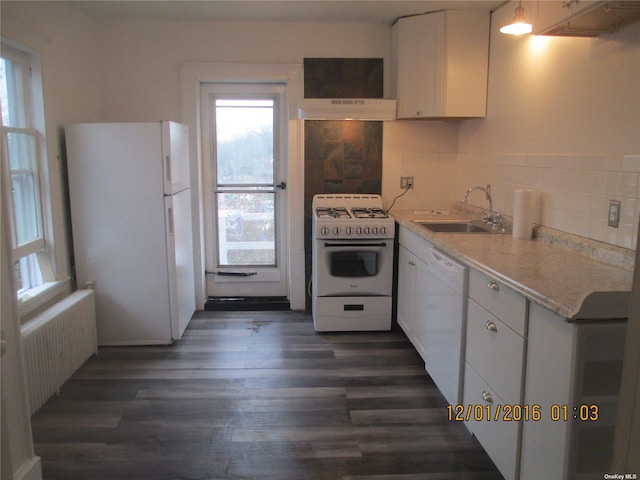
[397,226,465,406]
[397,245,419,341]
[464,269,527,480]
[411,260,430,360]
[464,364,520,479]
[520,303,627,480]
[397,227,431,354]
[396,227,628,480]
[466,301,525,405]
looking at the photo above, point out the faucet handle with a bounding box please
[482,211,503,229]
[491,214,503,230]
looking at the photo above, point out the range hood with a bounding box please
[539,1,640,36]
[298,98,397,121]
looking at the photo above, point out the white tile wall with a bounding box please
[382,120,459,212]
[383,120,638,250]
[456,153,640,250]
[383,150,458,211]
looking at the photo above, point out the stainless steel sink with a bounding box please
[413,220,503,233]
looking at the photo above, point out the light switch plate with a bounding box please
[608,200,621,228]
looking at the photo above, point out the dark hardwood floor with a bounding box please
[31,311,504,480]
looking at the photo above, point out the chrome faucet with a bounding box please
[463,184,492,212]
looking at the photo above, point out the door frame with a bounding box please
[180,63,305,310]
[200,83,288,297]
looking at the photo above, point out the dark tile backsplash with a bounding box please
[303,58,383,99]
[304,120,382,200]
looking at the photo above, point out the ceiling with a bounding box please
[68,0,505,25]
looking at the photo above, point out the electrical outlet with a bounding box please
[608,200,621,228]
[400,176,414,189]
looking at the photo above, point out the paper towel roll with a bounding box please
[513,189,540,240]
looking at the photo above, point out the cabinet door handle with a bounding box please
[485,321,498,332]
[487,280,499,291]
[482,390,494,404]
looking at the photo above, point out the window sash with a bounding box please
[1,45,30,128]
[15,253,43,294]
[2,127,45,257]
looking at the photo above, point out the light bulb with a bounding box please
[500,3,533,35]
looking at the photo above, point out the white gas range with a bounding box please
[311,194,395,332]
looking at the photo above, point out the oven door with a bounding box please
[314,239,393,297]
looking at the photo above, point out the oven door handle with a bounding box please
[324,242,388,248]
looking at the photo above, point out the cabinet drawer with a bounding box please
[469,268,526,335]
[466,300,525,405]
[463,363,519,480]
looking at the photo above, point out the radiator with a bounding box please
[21,289,97,415]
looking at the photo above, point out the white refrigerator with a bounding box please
[65,122,196,345]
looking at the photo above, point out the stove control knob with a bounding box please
[380,226,387,235]
[356,227,362,235]
[364,227,370,235]
[372,227,378,234]
[345,227,352,235]
[320,226,329,236]
[333,227,340,236]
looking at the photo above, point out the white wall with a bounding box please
[382,119,460,211]
[97,19,392,122]
[383,3,640,250]
[458,3,640,248]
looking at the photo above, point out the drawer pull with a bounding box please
[487,280,499,291]
[485,320,498,332]
[482,391,494,404]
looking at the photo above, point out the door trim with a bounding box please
[180,63,305,310]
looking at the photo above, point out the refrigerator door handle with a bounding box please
[165,154,172,185]
[167,207,174,235]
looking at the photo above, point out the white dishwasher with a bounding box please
[414,247,467,406]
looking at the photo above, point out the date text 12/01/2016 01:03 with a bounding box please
[446,403,599,422]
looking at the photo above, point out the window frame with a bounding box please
[1,39,58,313]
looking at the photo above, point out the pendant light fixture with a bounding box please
[500,0,533,35]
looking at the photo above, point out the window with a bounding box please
[215,98,277,266]
[1,41,53,305]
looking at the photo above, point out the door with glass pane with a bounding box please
[200,83,288,298]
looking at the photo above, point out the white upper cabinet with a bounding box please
[392,10,490,119]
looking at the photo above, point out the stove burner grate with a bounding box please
[350,207,388,219]
[315,207,351,219]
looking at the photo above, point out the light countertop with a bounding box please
[392,206,634,321]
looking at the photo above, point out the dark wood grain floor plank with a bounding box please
[31,310,504,480]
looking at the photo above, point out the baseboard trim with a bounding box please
[14,456,42,480]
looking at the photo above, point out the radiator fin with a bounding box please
[21,290,97,415]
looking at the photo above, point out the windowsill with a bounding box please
[17,278,72,320]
